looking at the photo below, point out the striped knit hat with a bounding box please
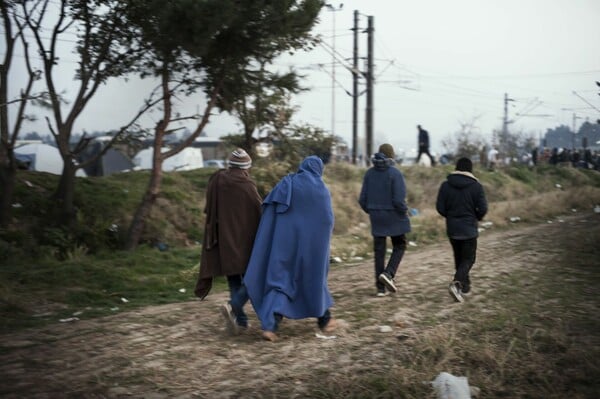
[228,148,252,169]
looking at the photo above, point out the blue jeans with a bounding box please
[227,275,249,327]
[374,235,407,292]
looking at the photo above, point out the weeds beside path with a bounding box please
[1,213,599,398]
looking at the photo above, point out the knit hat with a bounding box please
[228,148,252,169]
[378,143,395,159]
[455,157,473,173]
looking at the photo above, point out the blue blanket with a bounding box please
[244,156,335,331]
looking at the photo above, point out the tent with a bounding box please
[133,147,204,172]
[78,138,134,176]
[14,143,86,176]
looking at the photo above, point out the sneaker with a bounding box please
[378,272,397,293]
[262,331,278,342]
[448,281,464,303]
[376,291,387,297]
[220,303,240,335]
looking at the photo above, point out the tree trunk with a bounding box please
[53,155,78,229]
[124,158,163,251]
[0,158,16,227]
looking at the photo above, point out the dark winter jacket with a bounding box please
[418,128,430,148]
[359,153,411,237]
[436,171,487,240]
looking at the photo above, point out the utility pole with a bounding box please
[572,113,582,149]
[365,15,374,163]
[325,3,343,137]
[352,10,359,165]
[502,93,514,137]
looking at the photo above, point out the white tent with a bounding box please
[133,147,204,172]
[14,143,86,176]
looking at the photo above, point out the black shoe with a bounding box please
[461,284,471,294]
[378,272,397,293]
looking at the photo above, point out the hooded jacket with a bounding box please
[359,153,411,236]
[436,171,488,239]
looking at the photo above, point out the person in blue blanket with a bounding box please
[241,155,337,341]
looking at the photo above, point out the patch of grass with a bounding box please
[0,246,229,333]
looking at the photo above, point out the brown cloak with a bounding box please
[194,168,262,299]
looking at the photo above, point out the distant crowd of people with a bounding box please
[483,146,600,171]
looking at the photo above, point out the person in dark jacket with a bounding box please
[194,148,262,334]
[436,157,488,302]
[416,125,436,166]
[359,144,411,296]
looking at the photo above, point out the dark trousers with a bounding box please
[273,309,331,332]
[227,274,249,327]
[374,235,407,291]
[450,238,477,289]
[416,146,435,165]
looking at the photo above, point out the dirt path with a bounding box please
[1,213,598,398]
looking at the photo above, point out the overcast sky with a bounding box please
[5,0,600,156]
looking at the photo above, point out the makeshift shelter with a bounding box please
[133,147,204,171]
[14,143,86,176]
[78,139,134,176]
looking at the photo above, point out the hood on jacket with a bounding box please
[447,171,478,189]
[371,152,395,169]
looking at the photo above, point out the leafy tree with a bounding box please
[122,0,323,250]
[217,60,306,154]
[275,123,338,165]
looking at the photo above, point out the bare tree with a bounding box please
[20,0,148,227]
[0,0,46,227]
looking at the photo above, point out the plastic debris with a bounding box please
[108,224,119,232]
[11,203,22,208]
[409,208,420,216]
[431,372,471,399]
[315,333,337,340]
[571,208,577,213]
[481,221,493,228]
[72,311,83,316]
[110,307,119,311]
[594,205,600,214]
[509,216,521,222]
[156,242,169,252]
[379,325,393,333]
[178,288,186,293]
[331,256,343,263]
[408,241,418,247]
[59,317,79,323]
[24,180,33,187]
[555,183,562,189]
[120,297,129,303]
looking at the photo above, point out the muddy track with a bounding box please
[1,213,598,398]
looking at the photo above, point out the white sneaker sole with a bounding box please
[378,274,398,293]
[448,284,464,303]
[220,303,240,335]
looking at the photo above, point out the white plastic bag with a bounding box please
[431,372,471,399]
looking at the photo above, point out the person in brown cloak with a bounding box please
[194,148,262,331]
